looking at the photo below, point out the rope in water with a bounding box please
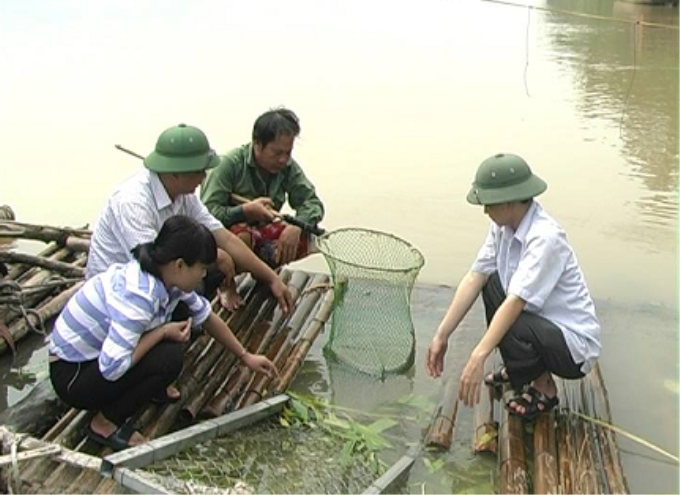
[0,281,47,336]
[480,0,679,30]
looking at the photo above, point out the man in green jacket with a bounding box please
[201,108,324,276]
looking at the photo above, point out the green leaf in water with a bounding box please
[290,398,310,423]
[367,418,398,434]
[397,394,435,413]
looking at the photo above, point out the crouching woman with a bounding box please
[49,215,278,451]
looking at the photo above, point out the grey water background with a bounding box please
[0,0,677,492]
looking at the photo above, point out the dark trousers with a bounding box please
[50,341,184,425]
[482,272,584,389]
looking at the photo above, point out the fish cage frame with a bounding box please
[98,394,417,495]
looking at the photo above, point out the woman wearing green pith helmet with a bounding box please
[425,153,601,420]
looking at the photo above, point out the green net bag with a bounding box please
[317,228,425,378]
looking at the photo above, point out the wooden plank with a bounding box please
[101,394,290,474]
[111,467,171,494]
[362,446,419,494]
[0,444,61,466]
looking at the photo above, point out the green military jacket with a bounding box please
[201,144,324,227]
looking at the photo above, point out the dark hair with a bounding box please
[252,108,300,148]
[131,215,217,278]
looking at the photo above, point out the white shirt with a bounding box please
[87,169,222,278]
[471,201,601,373]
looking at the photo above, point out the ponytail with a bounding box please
[130,215,217,277]
[131,242,162,278]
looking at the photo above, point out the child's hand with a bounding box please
[242,353,279,378]
[163,318,192,343]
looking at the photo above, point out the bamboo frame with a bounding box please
[101,394,290,474]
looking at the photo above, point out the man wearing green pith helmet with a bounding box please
[87,124,293,316]
[425,153,601,420]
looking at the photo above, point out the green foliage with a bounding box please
[280,392,397,474]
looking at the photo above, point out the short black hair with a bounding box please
[252,108,300,148]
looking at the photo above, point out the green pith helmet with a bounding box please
[144,123,221,173]
[467,153,547,205]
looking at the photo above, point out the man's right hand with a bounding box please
[242,197,276,223]
[425,334,449,378]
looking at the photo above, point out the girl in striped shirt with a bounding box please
[49,215,277,451]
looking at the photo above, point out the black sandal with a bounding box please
[484,367,511,387]
[506,386,559,421]
[85,420,137,451]
[151,387,181,404]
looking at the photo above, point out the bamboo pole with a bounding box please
[0,281,83,355]
[237,329,289,408]
[425,381,459,450]
[199,272,309,417]
[92,477,121,494]
[558,378,599,494]
[229,274,319,411]
[179,319,269,422]
[0,251,85,277]
[6,241,60,280]
[555,413,575,494]
[42,409,82,442]
[0,220,91,243]
[270,287,334,394]
[473,360,498,454]
[137,282,266,435]
[498,388,529,494]
[585,365,629,494]
[143,276,286,438]
[533,412,558,494]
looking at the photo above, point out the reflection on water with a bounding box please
[542,0,678,230]
[0,0,678,492]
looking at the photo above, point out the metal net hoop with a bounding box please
[317,228,425,377]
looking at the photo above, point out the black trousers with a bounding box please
[50,341,184,426]
[482,272,584,389]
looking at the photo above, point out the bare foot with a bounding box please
[219,285,242,312]
[129,431,149,447]
[166,385,180,401]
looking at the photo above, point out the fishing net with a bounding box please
[141,415,385,494]
[316,228,425,377]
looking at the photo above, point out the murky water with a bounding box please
[0,0,677,492]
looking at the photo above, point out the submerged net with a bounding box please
[316,228,425,377]
[142,416,383,494]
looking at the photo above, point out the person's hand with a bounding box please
[276,224,302,265]
[242,352,279,378]
[242,197,276,223]
[162,318,192,343]
[457,350,487,407]
[425,334,449,378]
[269,277,293,315]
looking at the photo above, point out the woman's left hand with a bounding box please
[457,351,487,407]
[242,353,279,379]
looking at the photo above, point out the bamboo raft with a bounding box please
[0,219,632,494]
[0,219,336,493]
[424,358,630,494]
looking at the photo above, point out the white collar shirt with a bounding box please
[86,169,222,278]
[471,200,601,373]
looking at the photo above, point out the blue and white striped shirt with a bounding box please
[49,261,212,381]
